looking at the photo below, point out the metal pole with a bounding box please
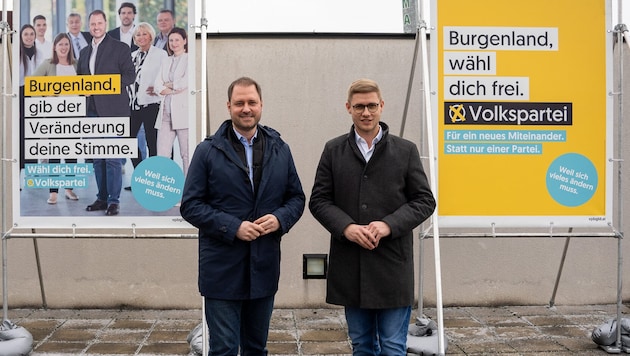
[417,0,445,352]
[1,1,11,324]
[417,233,424,314]
[548,228,572,308]
[32,235,47,309]
[6,232,198,239]
[616,231,624,351]
[415,0,428,320]
[198,3,209,355]
[614,0,625,349]
[400,26,420,137]
[202,296,208,356]
[2,234,7,322]
[199,1,208,140]
[418,14,446,356]
[409,0,425,315]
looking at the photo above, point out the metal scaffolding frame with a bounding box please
[1,1,628,355]
[402,1,627,355]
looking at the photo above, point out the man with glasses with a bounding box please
[309,78,436,355]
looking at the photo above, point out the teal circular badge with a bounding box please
[546,153,597,207]
[131,156,185,212]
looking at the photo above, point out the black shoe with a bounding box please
[124,186,132,191]
[86,200,108,211]
[106,204,119,216]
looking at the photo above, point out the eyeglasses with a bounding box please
[351,103,380,114]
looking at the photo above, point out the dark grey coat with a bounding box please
[309,122,435,309]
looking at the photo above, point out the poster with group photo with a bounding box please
[12,0,196,229]
[431,0,613,228]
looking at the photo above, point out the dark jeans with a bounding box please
[88,106,124,204]
[204,295,275,356]
[92,158,124,204]
[345,305,411,356]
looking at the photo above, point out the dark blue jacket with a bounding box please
[181,120,305,300]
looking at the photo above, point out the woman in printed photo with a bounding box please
[154,27,189,176]
[33,33,79,204]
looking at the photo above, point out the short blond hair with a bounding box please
[347,78,382,103]
[134,22,157,44]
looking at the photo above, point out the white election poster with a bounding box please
[12,1,196,229]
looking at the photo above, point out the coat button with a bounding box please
[361,204,367,210]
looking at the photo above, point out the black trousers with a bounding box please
[130,103,160,168]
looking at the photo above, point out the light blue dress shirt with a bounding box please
[234,128,258,190]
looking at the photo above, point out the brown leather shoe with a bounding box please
[106,204,119,216]
[86,200,107,211]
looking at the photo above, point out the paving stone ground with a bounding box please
[2,304,627,355]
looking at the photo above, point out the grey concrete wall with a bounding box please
[0,35,628,309]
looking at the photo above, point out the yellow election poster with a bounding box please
[431,0,613,228]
